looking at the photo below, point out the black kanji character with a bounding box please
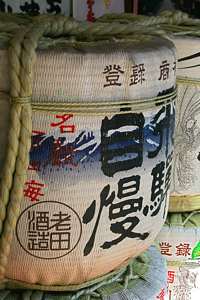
[102,216,149,249]
[50,211,71,231]
[83,184,115,256]
[150,161,165,217]
[50,232,70,250]
[130,63,146,85]
[103,64,124,87]
[158,60,170,81]
[35,211,49,231]
[101,113,145,177]
[110,175,142,219]
[46,0,61,14]
[20,0,40,15]
[83,175,147,255]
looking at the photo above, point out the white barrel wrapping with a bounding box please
[0,37,176,285]
[170,36,200,198]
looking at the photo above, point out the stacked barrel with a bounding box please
[97,11,200,299]
[156,22,200,299]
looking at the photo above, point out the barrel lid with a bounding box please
[0,36,176,102]
[171,36,200,80]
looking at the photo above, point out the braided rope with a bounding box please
[0,10,199,40]
[99,10,200,26]
[169,195,200,213]
[0,16,159,38]
[0,26,33,279]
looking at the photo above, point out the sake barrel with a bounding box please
[156,261,200,300]
[169,35,200,212]
[0,17,176,288]
[166,262,200,300]
[156,211,200,299]
[156,212,200,263]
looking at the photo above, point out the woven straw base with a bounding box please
[0,246,166,300]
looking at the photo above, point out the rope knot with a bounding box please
[11,96,31,105]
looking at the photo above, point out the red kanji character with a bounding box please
[24,180,45,202]
[159,242,172,256]
[176,243,191,257]
[87,0,95,22]
[50,114,75,134]
[168,270,175,284]
[156,288,165,300]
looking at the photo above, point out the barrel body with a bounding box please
[170,36,200,206]
[0,37,176,286]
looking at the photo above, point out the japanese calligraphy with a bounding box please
[173,286,191,300]
[50,114,75,134]
[156,288,165,300]
[168,270,175,284]
[28,211,71,251]
[129,63,146,85]
[24,180,45,202]
[148,103,174,159]
[176,243,191,257]
[20,0,40,15]
[159,242,172,256]
[16,201,82,259]
[87,0,95,22]
[101,113,144,177]
[46,0,61,14]
[159,60,170,81]
[103,65,124,87]
[83,175,149,256]
[150,161,165,217]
